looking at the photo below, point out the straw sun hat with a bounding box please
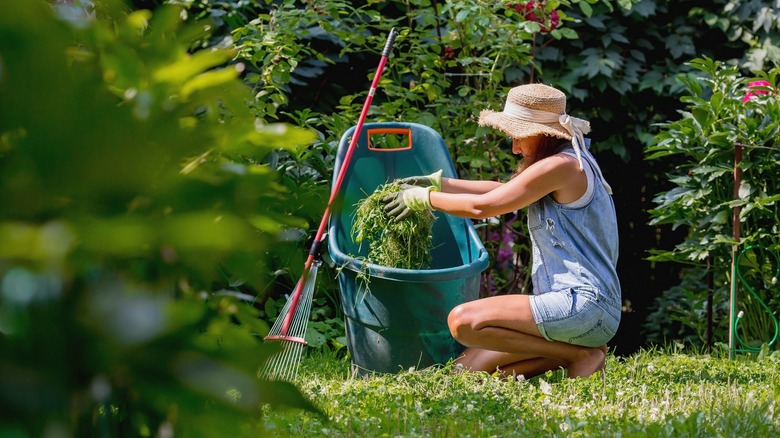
[479,83,613,194]
[478,83,589,142]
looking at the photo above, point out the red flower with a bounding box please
[743,80,772,103]
[507,1,560,33]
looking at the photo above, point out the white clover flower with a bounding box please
[649,407,660,420]
[539,379,552,395]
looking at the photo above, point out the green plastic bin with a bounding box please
[327,122,489,374]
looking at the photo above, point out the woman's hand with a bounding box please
[395,170,442,191]
[382,186,434,221]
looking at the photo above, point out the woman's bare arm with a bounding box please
[431,154,584,219]
[441,177,503,194]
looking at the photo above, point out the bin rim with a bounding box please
[327,120,490,282]
[327,220,489,283]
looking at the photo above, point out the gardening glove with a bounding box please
[382,186,434,221]
[395,169,443,192]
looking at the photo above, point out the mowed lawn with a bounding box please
[262,347,779,437]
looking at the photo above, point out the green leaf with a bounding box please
[579,1,593,17]
[154,49,237,84]
[181,67,240,98]
[692,108,710,128]
[706,132,730,147]
[304,325,328,348]
[455,10,470,23]
[557,28,578,39]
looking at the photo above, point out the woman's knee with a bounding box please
[448,303,475,342]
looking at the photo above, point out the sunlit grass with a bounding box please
[263,346,779,437]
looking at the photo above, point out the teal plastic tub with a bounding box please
[327,122,489,374]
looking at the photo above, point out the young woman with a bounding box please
[382,83,621,379]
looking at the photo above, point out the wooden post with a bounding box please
[706,256,713,353]
[729,142,743,360]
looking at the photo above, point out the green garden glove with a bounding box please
[396,169,443,192]
[382,186,434,221]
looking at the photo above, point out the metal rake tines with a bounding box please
[260,261,320,381]
[261,342,305,381]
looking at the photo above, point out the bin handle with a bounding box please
[367,128,413,151]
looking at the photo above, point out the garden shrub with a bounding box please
[645,57,780,350]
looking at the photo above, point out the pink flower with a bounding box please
[743,80,772,103]
[548,10,559,32]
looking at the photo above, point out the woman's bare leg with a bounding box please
[456,344,609,379]
[448,294,605,378]
[454,348,566,378]
[499,357,568,379]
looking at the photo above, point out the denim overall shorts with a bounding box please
[527,146,622,347]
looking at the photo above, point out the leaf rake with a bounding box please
[260,27,399,381]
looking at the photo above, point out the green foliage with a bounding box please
[643,267,727,346]
[645,56,780,348]
[733,246,780,351]
[0,1,319,436]
[263,348,780,436]
[648,58,780,262]
[648,57,780,259]
[535,0,780,159]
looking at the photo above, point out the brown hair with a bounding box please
[515,135,571,175]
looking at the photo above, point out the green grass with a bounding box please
[262,347,779,437]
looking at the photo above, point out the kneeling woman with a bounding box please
[383,83,621,379]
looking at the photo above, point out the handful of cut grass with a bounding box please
[351,182,436,270]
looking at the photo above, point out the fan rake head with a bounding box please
[259,261,320,381]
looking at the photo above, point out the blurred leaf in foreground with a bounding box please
[0,1,320,436]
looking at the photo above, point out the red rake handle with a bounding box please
[274,28,399,339]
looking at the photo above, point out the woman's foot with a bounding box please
[566,347,605,379]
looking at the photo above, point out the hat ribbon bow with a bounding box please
[503,102,590,169]
[559,114,613,194]
[503,102,612,194]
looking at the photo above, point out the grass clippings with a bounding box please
[351,182,436,270]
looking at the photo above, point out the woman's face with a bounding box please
[512,135,543,155]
